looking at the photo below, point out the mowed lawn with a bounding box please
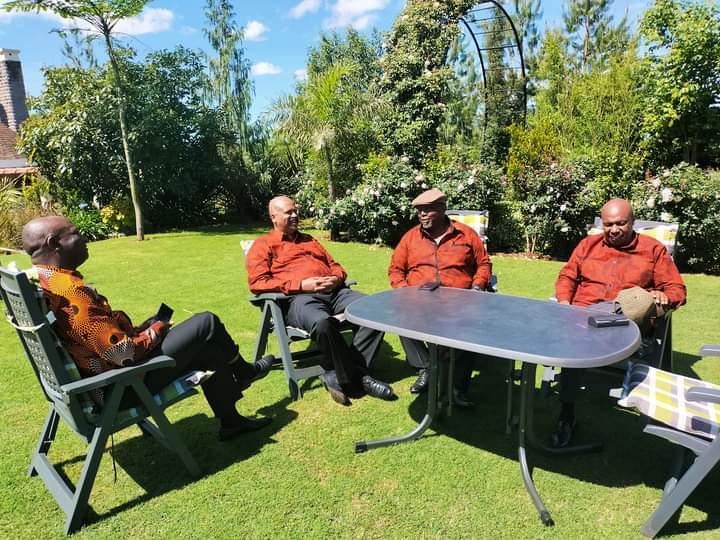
[1,226,719,539]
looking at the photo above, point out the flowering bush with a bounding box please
[632,163,720,273]
[99,195,134,234]
[516,161,596,257]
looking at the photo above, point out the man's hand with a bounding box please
[650,290,670,307]
[558,300,571,305]
[300,276,341,293]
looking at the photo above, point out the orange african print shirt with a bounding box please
[35,265,165,377]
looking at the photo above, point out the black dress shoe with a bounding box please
[361,375,397,401]
[452,388,475,408]
[550,418,577,448]
[252,354,277,381]
[410,369,429,394]
[320,371,350,406]
[219,415,272,441]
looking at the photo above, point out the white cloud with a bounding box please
[251,62,282,76]
[294,68,308,80]
[104,8,174,36]
[324,0,390,29]
[244,20,268,41]
[290,0,321,19]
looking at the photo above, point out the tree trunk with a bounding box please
[104,31,144,240]
[324,144,336,202]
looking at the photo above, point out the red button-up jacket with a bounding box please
[388,220,492,289]
[246,229,347,295]
[555,233,687,308]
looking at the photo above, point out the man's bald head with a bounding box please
[600,198,635,248]
[268,196,299,237]
[22,216,88,269]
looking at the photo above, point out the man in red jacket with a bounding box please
[552,198,687,447]
[246,196,395,406]
[388,188,492,407]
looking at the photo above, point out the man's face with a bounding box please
[416,202,445,230]
[271,198,299,235]
[56,220,89,268]
[601,205,634,247]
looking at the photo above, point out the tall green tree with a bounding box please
[203,0,253,150]
[563,0,630,72]
[639,0,720,166]
[5,0,150,240]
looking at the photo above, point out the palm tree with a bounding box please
[270,62,375,202]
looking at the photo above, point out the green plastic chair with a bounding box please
[1,266,201,535]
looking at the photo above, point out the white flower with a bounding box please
[661,187,673,202]
[400,155,410,163]
[467,176,475,185]
[374,190,380,197]
[530,204,536,212]
[421,183,428,189]
[318,209,323,216]
[358,200,365,206]
[662,169,671,177]
[651,177,661,189]
[561,226,569,233]
[391,220,399,226]
[340,210,345,216]
[415,174,424,182]
[309,206,315,212]
[424,69,432,77]
[346,189,352,195]
[400,181,408,188]
[661,212,673,222]
[559,203,567,212]
[457,183,464,191]
[646,197,656,208]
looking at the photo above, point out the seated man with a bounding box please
[22,216,274,442]
[246,195,396,406]
[552,198,687,447]
[388,188,492,407]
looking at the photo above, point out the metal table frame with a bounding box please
[346,287,640,527]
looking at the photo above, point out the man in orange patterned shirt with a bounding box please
[22,216,275,441]
[551,198,686,448]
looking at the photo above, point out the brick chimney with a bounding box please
[0,48,29,132]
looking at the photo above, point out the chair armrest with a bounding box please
[700,344,720,357]
[61,355,176,395]
[686,386,720,405]
[249,280,357,306]
[345,280,357,287]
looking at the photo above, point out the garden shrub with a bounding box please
[632,163,720,274]
[0,178,53,249]
[515,160,596,257]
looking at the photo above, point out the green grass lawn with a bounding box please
[1,226,719,539]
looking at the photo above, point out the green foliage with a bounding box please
[18,47,231,230]
[515,160,596,256]
[64,206,113,241]
[632,163,720,273]
[379,1,474,164]
[506,119,562,191]
[639,0,720,167]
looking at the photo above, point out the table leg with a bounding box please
[518,362,555,526]
[355,344,443,453]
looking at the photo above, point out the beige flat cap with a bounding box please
[411,188,446,207]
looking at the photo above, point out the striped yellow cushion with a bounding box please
[446,210,489,242]
[618,363,720,440]
[588,220,678,258]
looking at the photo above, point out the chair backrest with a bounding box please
[240,239,255,256]
[446,209,490,246]
[1,266,93,435]
[588,217,679,259]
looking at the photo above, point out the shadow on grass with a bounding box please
[403,357,720,536]
[55,395,297,529]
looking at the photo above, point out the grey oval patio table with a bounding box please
[345,286,641,527]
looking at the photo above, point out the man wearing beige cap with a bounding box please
[551,198,687,447]
[388,188,492,406]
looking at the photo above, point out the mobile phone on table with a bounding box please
[155,302,174,323]
[419,281,440,291]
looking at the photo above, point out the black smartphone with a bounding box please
[156,302,174,323]
[588,314,629,328]
[419,281,440,291]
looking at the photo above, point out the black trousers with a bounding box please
[286,287,384,386]
[121,312,253,419]
[400,336,474,392]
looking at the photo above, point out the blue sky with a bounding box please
[1,0,650,119]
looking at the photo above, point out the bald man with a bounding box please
[551,198,687,447]
[246,196,395,405]
[22,216,275,441]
